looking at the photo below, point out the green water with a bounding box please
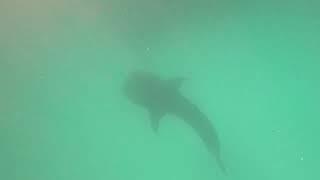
[1,0,319,180]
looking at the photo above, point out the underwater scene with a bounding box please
[1,0,319,180]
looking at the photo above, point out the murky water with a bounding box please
[1,0,319,180]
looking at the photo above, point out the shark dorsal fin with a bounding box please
[166,77,186,90]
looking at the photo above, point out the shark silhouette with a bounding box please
[124,70,227,174]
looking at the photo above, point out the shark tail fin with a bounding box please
[216,155,228,175]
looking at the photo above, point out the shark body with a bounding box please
[124,70,227,174]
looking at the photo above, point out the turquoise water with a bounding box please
[1,1,319,180]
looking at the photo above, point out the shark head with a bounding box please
[124,70,186,106]
[124,70,186,132]
[124,70,162,105]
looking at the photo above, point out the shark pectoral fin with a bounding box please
[151,117,159,133]
[166,77,187,90]
[149,110,165,133]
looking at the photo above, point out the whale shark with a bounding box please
[124,70,227,174]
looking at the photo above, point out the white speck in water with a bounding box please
[300,157,304,161]
[146,47,150,51]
